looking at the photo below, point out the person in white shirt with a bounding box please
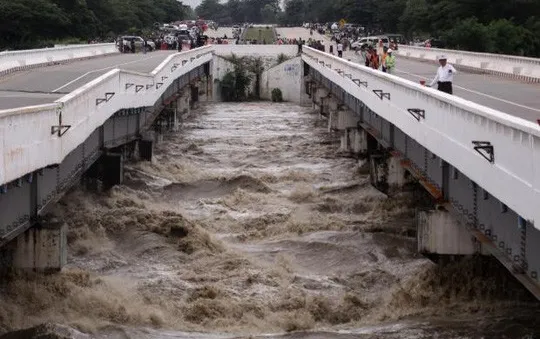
[429,55,457,94]
[337,41,343,58]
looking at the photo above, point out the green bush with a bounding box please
[220,67,251,102]
[271,88,283,102]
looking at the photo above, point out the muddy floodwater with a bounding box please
[1,102,539,339]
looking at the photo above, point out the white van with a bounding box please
[351,36,390,50]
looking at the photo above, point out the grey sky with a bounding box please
[180,0,203,9]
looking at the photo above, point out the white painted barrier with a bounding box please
[0,46,213,187]
[213,44,298,57]
[0,43,118,76]
[303,46,540,230]
[396,45,540,82]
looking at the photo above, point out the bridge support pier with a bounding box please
[139,140,153,162]
[10,218,67,273]
[190,83,200,110]
[85,152,124,190]
[369,152,409,194]
[417,210,477,259]
[177,91,191,121]
[313,87,329,116]
[336,110,359,153]
[327,99,340,132]
[352,128,369,156]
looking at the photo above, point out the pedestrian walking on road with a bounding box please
[429,55,456,94]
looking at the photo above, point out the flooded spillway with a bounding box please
[0,102,539,339]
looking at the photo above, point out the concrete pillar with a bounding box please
[172,107,179,131]
[337,110,358,130]
[139,140,153,161]
[417,210,476,257]
[314,87,328,106]
[103,153,124,187]
[340,128,354,152]
[327,98,339,131]
[177,92,191,119]
[352,128,369,155]
[13,219,67,273]
[190,84,199,109]
[369,153,408,194]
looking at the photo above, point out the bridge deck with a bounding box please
[276,27,540,122]
[0,51,176,110]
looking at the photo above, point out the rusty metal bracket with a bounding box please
[472,141,495,163]
[146,84,154,90]
[407,108,425,121]
[344,73,352,79]
[373,89,390,100]
[125,83,134,90]
[135,85,144,93]
[182,60,188,66]
[51,111,71,137]
[161,76,168,81]
[156,83,163,89]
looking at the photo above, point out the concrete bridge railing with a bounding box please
[396,45,540,82]
[303,46,540,230]
[0,46,213,186]
[0,43,118,76]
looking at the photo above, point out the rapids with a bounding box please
[0,102,538,338]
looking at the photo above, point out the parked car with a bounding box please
[117,36,155,53]
[351,36,390,50]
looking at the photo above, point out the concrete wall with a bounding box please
[213,44,298,58]
[260,57,303,103]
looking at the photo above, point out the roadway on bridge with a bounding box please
[0,28,237,111]
[0,51,176,110]
[277,27,540,122]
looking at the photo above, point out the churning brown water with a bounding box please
[1,102,539,339]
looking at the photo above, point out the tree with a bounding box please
[195,0,224,20]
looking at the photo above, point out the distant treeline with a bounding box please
[0,0,193,50]
[196,0,540,57]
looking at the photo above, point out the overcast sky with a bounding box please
[181,0,203,9]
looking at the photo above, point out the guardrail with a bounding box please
[396,45,540,82]
[0,43,118,77]
[0,46,213,187]
[302,46,540,230]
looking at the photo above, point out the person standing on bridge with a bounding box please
[428,55,457,94]
[385,49,396,74]
[337,41,343,58]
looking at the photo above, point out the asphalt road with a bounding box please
[0,51,176,110]
[277,27,540,122]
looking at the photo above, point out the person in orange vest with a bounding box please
[381,46,388,72]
